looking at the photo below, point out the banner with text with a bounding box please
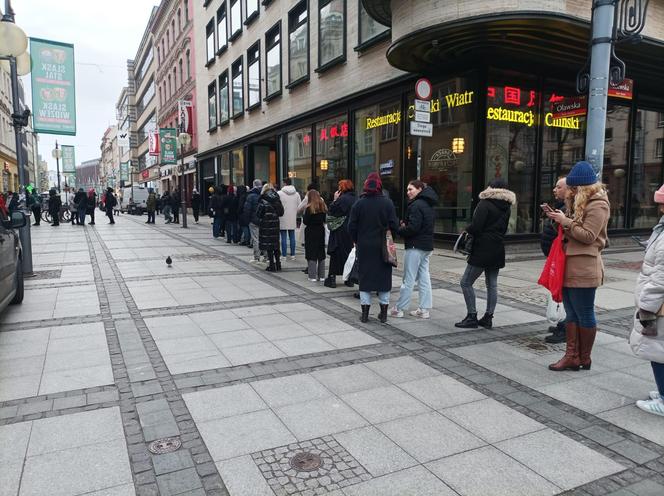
[178,100,193,135]
[29,38,77,135]
[120,162,129,181]
[159,128,177,164]
[61,145,76,173]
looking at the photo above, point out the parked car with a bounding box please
[0,209,27,312]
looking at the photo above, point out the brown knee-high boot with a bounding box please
[578,327,597,370]
[549,322,580,371]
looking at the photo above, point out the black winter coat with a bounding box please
[74,191,88,210]
[222,194,238,222]
[327,191,356,275]
[242,187,261,226]
[466,187,516,270]
[398,187,438,251]
[540,200,565,256]
[303,210,326,261]
[86,193,97,214]
[256,190,284,251]
[191,193,201,210]
[48,194,62,215]
[105,192,117,212]
[348,193,399,292]
[209,193,224,219]
[171,193,180,213]
[236,187,248,226]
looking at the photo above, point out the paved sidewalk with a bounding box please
[0,215,662,496]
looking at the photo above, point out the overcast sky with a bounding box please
[15,0,158,175]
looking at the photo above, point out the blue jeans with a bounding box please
[562,287,597,327]
[78,208,86,225]
[460,264,499,315]
[226,220,238,242]
[213,218,223,238]
[395,249,432,311]
[652,362,664,396]
[241,225,250,244]
[281,230,296,256]
[360,291,390,305]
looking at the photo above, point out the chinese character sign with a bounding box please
[29,38,77,136]
[61,145,76,173]
[159,128,177,165]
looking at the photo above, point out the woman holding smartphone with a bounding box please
[546,161,610,372]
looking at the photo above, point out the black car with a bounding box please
[0,209,27,311]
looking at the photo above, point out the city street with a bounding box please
[1,216,663,496]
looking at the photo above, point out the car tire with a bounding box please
[10,259,24,305]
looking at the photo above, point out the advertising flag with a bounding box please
[148,131,160,156]
[159,128,177,164]
[61,145,76,173]
[178,100,193,135]
[29,38,77,135]
[120,162,129,181]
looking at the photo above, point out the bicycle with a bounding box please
[41,206,71,223]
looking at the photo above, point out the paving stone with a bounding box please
[152,450,195,475]
[0,405,19,419]
[609,439,660,464]
[622,479,664,496]
[579,425,627,446]
[156,467,203,495]
[343,466,456,496]
[87,389,120,404]
[132,382,163,398]
[17,400,53,416]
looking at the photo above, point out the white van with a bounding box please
[122,186,149,215]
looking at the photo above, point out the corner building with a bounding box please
[195,0,664,239]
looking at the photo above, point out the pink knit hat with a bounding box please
[655,185,664,204]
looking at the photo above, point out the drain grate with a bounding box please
[289,452,322,472]
[148,437,182,454]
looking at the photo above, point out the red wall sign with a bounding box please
[608,78,633,100]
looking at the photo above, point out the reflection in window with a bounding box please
[265,22,281,98]
[315,114,348,203]
[219,71,229,123]
[217,3,227,53]
[208,81,217,130]
[288,2,308,85]
[601,104,630,229]
[247,42,260,108]
[206,20,215,63]
[318,0,345,68]
[230,0,242,39]
[231,57,243,117]
[287,126,312,193]
[231,148,244,187]
[358,1,388,45]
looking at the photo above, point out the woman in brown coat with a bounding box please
[546,161,610,372]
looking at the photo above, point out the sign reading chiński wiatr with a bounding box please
[29,38,77,136]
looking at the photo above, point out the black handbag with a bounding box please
[454,231,474,256]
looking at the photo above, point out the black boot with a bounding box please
[275,256,282,272]
[378,304,388,323]
[360,305,370,323]
[455,313,478,328]
[344,280,354,287]
[478,313,493,329]
[323,275,336,288]
[545,326,567,344]
[353,292,360,299]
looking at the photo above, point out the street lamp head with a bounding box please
[16,50,30,76]
[178,132,191,147]
[51,148,62,159]
[0,20,28,57]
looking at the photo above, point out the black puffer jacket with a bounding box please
[466,187,516,270]
[398,186,438,251]
[236,186,248,226]
[242,187,262,226]
[540,200,565,256]
[256,190,284,251]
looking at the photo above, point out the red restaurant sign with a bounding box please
[608,78,633,100]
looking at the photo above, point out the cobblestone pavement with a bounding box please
[1,215,662,496]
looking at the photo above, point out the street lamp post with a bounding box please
[177,132,191,229]
[51,141,62,192]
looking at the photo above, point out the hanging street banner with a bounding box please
[120,162,129,181]
[178,100,194,135]
[159,128,177,164]
[148,131,160,156]
[61,145,76,173]
[29,38,77,136]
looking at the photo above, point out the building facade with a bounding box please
[75,158,101,191]
[192,0,664,239]
[100,125,120,190]
[115,87,133,195]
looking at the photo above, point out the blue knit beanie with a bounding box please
[566,161,597,186]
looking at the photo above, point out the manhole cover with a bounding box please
[148,437,181,454]
[290,452,322,472]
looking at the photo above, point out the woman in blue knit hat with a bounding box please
[545,161,610,372]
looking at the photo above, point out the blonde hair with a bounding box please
[261,183,273,195]
[566,182,607,222]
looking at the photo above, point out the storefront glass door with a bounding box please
[287,126,313,195]
[315,114,349,203]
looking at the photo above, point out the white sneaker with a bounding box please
[289,256,296,261]
[308,278,317,282]
[649,391,661,400]
[410,308,431,319]
[250,258,261,264]
[636,398,664,417]
[388,307,404,318]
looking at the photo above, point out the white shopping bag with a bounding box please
[343,247,356,282]
[324,224,330,246]
[546,292,565,324]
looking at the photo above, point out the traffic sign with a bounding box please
[414,111,430,123]
[410,121,433,137]
[415,78,432,100]
[414,99,431,112]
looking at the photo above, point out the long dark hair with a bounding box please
[306,190,327,214]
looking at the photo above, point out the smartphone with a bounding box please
[540,203,554,213]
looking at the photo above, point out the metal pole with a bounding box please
[180,144,187,228]
[416,137,422,180]
[55,140,61,192]
[9,56,33,275]
[584,0,617,179]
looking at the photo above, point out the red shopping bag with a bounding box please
[538,225,566,303]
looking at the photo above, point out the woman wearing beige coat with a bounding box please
[545,161,610,372]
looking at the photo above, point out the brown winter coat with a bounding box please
[558,191,610,288]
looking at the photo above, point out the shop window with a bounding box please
[217,3,227,54]
[658,112,664,127]
[218,152,231,184]
[317,0,345,71]
[208,81,217,131]
[605,128,613,141]
[231,57,244,117]
[231,148,244,186]
[218,70,230,124]
[629,108,664,228]
[253,145,277,185]
[229,0,242,41]
[245,0,259,24]
[287,126,312,193]
[315,114,348,203]
[206,20,215,65]
[357,1,388,48]
[287,1,309,88]
[247,42,261,110]
[600,103,630,229]
[485,78,538,233]
[265,21,281,99]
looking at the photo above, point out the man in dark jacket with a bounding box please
[191,189,201,224]
[162,191,173,223]
[236,185,249,245]
[243,179,263,262]
[541,176,568,343]
[209,187,224,238]
[172,190,180,224]
[104,187,117,224]
[75,188,88,225]
[48,189,61,226]
[256,187,284,272]
[28,190,41,226]
[146,188,157,224]
[223,186,239,243]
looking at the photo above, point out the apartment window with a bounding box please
[658,112,664,128]
[245,0,259,24]
[357,1,389,48]
[171,20,176,41]
[657,138,663,159]
[177,9,181,30]
[208,81,217,130]
[229,0,242,40]
[178,59,183,85]
[206,20,215,64]
[157,46,161,64]
[247,42,260,109]
[265,21,281,99]
[173,67,177,89]
[219,70,230,124]
[287,1,309,87]
[167,30,170,48]
[231,57,244,117]
[184,0,189,21]
[217,3,227,54]
[317,0,345,70]
[605,128,613,141]
[167,74,172,97]
[159,86,162,105]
